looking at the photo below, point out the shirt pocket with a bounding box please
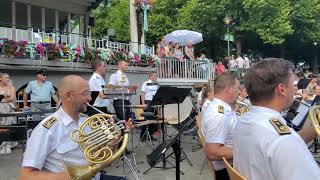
[56,142,78,155]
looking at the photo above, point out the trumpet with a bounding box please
[63,103,129,180]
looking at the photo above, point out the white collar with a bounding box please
[93,72,103,79]
[58,107,81,126]
[212,98,232,112]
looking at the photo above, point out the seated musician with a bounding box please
[19,75,129,180]
[87,60,110,115]
[140,72,159,141]
[201,73,240,180]
[200,83,214,116]
[233,58,320,180]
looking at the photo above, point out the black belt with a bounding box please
[32,101,50,104]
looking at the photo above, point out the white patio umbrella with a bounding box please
[164,30,203,46]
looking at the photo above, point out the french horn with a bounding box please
[63,109,128,180]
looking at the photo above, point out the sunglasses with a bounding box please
[42,74,47,76]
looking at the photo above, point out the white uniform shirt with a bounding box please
[22,108,100,180]
[109,70,130,100]
[233,106,320,180]
[141,79,159,101]
[236,57,244,68]
[201,98,237,170]
[89,72,109,107]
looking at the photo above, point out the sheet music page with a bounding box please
[292,103,310,126]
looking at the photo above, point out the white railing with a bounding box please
[0,26,154,55]
[157,58,214,80]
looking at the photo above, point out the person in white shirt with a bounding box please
[235,55,244,78]
[228,56,237,75]
[243,54,250,72]
[201,73,240,180]
[20,75,129,180]
[200,82,214,115]
[140,72,159,141]
[233,58,320,180]
[109,60,131,121]
[87,60,109,115]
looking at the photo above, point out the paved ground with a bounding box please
[0,127,212,180]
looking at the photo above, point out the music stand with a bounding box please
[147,86,191,180]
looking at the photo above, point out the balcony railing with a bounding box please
[0,26,154,55]
[156,58,214,81]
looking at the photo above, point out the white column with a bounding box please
[55,10,59,43]
[41,8,45,33]
[11,0,16,40]
[11,0,16,29]
[141,29,145,54]
[27,5,32,30]
[79,16,83,47]
[129,0,138,53]
[67,12,71,35]
[84,13,89,37]
[79,16,83,35]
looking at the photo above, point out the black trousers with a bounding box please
[86,106,110,116]
[113,99,131,121]
[140,100,159,138]
[215,168,230,180]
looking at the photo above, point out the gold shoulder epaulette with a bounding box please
[269,118,291,135]
[218,105,224,114]
[42,117,58,129]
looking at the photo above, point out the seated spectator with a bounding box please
[184,40,195,61]
[0,73,18,154]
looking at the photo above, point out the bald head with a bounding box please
[58,75,88,98]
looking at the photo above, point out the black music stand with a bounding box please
[145,86,191,180]
[85,91,99,116]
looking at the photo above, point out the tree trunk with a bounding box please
[236,39,241,55]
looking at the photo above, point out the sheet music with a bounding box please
[292,103,310,126]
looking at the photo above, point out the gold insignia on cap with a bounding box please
[42,117,58,129]
[269,118,291,135]
[218,105,224,114]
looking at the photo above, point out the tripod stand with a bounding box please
[144,86,191,180]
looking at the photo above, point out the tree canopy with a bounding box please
[92,0,320,61]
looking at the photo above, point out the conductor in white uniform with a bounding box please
[233,58,320,180]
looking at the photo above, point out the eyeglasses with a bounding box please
[69,90,91,97]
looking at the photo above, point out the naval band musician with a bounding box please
[87,60,110,115]
[233,58,320,180]
[201,73,240,180]
[109,60,131,121]
[19,75,129,180]
[140,72,159,141]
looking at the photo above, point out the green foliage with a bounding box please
[92,0,130,41]
[92,0,320,58]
